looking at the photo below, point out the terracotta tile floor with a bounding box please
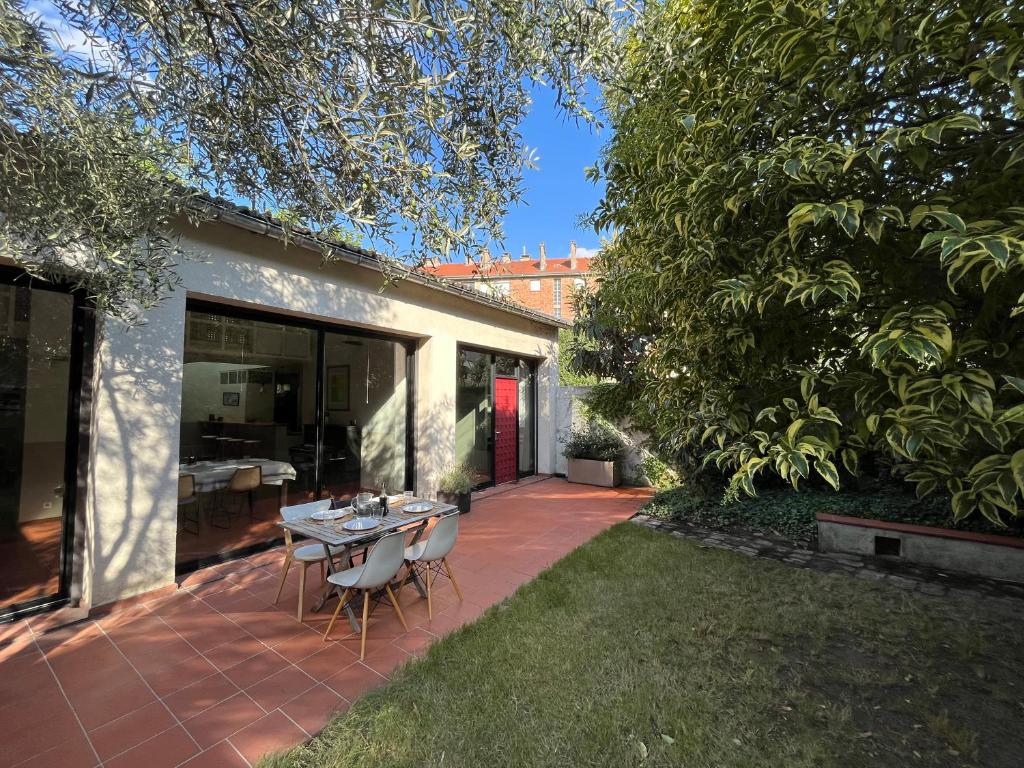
[0,478,652,768]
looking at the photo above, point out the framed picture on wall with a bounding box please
[326,365,350,411]
[222,391,240,407]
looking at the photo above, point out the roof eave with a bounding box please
[192,198,569,330]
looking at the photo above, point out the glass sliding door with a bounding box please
[178,309,316,570]
[0,281,81,618]
[456,349,494,487]
[177,303,415,572]
[455,347,539,490]
[321,332,409,500]
[517,361,536,477]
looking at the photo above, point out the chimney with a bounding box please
[520,245,531,261]
[480,247,491,268]
[501,251,512,263]
[539,242,547,271]
[569,240,578,271]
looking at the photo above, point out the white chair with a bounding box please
[323,530,409,659]
[276,499,335,622]
[400,512,463,619]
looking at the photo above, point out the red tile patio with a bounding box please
[0,478,652,768]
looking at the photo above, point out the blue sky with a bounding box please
[495,86,607,262]
[374,84,608,263]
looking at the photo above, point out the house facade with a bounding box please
[424,241,595,321]
[0,200,564,622]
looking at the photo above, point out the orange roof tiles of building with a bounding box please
[424,256,593,278]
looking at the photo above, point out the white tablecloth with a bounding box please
[179,459,297,492]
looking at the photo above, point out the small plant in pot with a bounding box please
[564,422,625,487]
[437,462,473,514]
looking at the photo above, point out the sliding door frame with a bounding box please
[0,267,93,623]
[179,299,417,573]
[456,343,540,492]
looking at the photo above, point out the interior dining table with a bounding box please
[179,458,297,505]
[279,498,457,633]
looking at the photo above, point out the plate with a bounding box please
[402,501,433,513]
[342,517,381,532]
[311,508,347,521]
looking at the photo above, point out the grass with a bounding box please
[262,524,1024,768]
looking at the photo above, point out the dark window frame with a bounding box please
[0,267,93,623]
[178,299,417,575]
[456,343,540,492]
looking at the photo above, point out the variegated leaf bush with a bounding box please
[573,0,1024,523]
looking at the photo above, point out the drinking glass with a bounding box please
[404,490,414,503]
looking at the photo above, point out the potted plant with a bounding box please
[436,462,473,514]
[564,423,625,487]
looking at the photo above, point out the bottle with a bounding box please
[379,481,388,516]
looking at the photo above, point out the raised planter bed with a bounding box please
[567,458,620,488]
[816,513,1024,583]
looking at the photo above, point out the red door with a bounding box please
[494,377,518,485]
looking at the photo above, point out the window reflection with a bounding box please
[0,285,73,612]
[177,309,412,571]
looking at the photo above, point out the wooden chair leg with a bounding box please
[323,588,351,641]
[385,584,408,631]
[274,555,292,604]
[359,590,370,660]
[397,562,412,596]
[297,565,306,622]
[442,557,464,601]
[426,563,434,620]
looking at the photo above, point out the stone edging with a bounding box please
[630,514,1024,608]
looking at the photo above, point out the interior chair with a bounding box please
[323,530,409,659]
[226,465,262,522]
[399,511,463,619]
[178,474,199,535]
[276,499,336,622]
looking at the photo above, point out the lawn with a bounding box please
[262,523,1023,768]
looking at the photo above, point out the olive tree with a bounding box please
[576,0,1024,522]
[0,0,625,319]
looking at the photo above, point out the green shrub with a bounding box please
[437,463,473,494]
[579,0,1024,525]
[644,482,1024,542]
[639,455,680,489]
[563,422,625,462]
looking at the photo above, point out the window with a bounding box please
[494,281,511,297]
[0,281,83,618]
[177,306,412,573]
[574,277,586,290]
[529,280,541,292]
[474,281,489,293]
[553,279,562,318]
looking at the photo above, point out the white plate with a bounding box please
[311,508,347,521]
[342,517,381,532]
[403,501,433,513]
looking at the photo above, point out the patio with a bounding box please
[0,478,652,768]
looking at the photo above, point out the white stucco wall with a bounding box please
[84,219,559,607]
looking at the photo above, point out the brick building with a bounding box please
[424,241,595,320]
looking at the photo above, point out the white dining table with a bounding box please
[179,458,296,493]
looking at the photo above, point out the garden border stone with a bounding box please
[631,514,1024,609]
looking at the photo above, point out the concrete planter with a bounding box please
[816,513,1024,583]
[567,458,620,488]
